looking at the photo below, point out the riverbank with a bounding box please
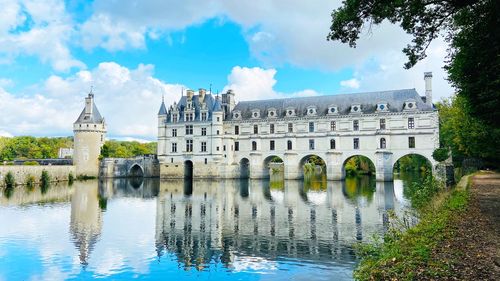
[354,171,500,280]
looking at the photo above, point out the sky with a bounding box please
[0,0,454,141]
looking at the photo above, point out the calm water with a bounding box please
[0,175,415,280]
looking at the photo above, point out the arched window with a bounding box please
[252,141,257,151]
[380,138,386,149]
[287,140,292,150]
[330,139,336,149]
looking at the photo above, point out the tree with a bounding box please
[328,0,499,126]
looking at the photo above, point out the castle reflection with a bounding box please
[153,177,402,271]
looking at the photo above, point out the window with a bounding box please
[186,139,193,152]
[409,137,415,148]
[186,113,194,121]
[309,122,314,133]
[287,140,293,150]
[172,114,178,123]
[309,139,315,150]
[172,129,177,137]
[270,124,275,134]
[353,120,359,131]
[270,140,275,151]
[235,141,239,151]
[217,117,220,122]
[216,130,220,135]
[235,125,239,135]
[205,158,208,165]
[253,124,258,134]
[223,145,226,151]
[185,125,193,135]
[201,141,207,152]
[380,119,386,130]
[171,143,177,153]
[330,139,336,149]
[408,117,415,129]
[201,112,207,121]
[288,123,293,133]
[380,138,386,149]
[354,138,359,149]
[330,121,336,131]
[216,146,219,151]
[252,141,257,151]
[201,127,207,136]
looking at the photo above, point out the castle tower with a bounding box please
[157,96,167,156]
[424,72,432,105]
[73,91,106,177]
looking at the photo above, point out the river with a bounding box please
[0,174,417,280]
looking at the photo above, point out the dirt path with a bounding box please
[434,172,500,280]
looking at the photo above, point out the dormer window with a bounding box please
[377,102,388,112]
[268,108,277,118]
[404,100,417,111]
[328,105,338,115]
[232,110,241,120]
[251,109,260,119]
[307,106,317,116]
[172,114,178,123]
[351,104,362,114]
[286,107,295,117]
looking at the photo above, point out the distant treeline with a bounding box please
[0,136,156,161]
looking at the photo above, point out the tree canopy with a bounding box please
[328,0,499,166]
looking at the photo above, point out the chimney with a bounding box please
[186,89,194,100]
[85,93,93,116]
[424,72,432,105]
[198,88,206,101]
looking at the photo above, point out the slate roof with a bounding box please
[158,101,167,115]
[166,94,220,123]
[230,88,433,120]
[75,101,104,124]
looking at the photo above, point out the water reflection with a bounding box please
[0,176,414,280]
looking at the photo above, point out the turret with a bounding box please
[73,91,106,177]
[157,96,168,155]
[424,72,432,105]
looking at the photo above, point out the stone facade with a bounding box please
[157,74,439,181]
[73,92,106,177]
[99,155,160,178]
[0,165,75,187]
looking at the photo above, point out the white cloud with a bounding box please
[340,78,360,89]
[223,66,319,102]
[0,0,84,71]
[0,62,184,138]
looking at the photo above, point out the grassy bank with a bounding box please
[354,174,472,280]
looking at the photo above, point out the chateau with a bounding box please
[157,72,439,181]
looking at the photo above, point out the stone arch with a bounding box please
[129,164,144,177]
[299,154,327,179]
[393,153,432,175]
[184,160,193,179]
[263,155,284,179]
[342,155,376,178]
[239,158,250,179]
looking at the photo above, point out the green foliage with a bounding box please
[328,0,500,168]
[25,175,36,189]
[269,156,283,163]
[0,136,73,161]
[4,171,15,188]
[76,175,96,180]
[23,161,39,166]
[436,96,499,166]
[345,156,375,176]
[405,173,442,210]
[394,154,431,173]
[433,148,449,163]
[354,185,469,280]
[40,170,50,190]
[68,172,74,185]
[100,140,156,158]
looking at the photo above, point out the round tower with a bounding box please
[73,92,106,177]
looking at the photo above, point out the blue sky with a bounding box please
[0,0,452,140]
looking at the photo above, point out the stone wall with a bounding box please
[0,165,76,187]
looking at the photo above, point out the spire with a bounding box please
[158,96,167,115]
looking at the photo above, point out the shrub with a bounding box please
[432,148,450,162]
[68,172,74,185]
[25,175,36,188]
[40,170,50,189]
[4,171,15,188]
[76,175,96,180]
[23,161,39,166]
[406,174,442,210]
